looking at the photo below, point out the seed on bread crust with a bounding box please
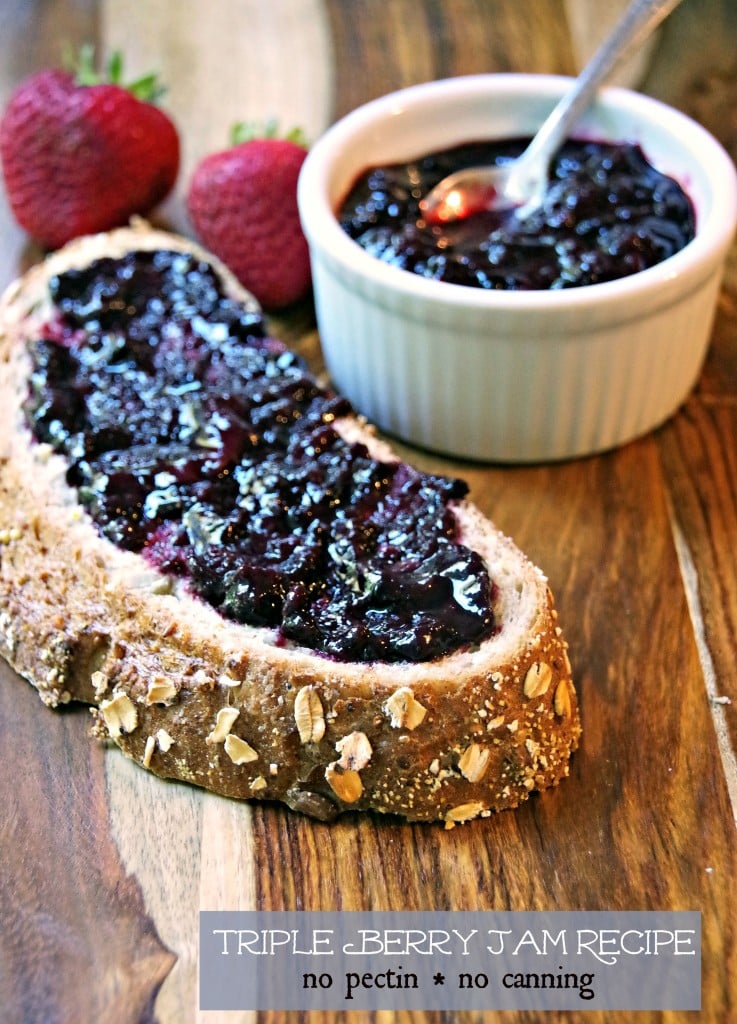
[445,800,486,824]
[224,734,259,765]
[156,729,174,752]
[523,661,552,699]
[146,677,178,705]
[206,706,240,744]
[384,687,427,730]
[554,679,572,718]
[142,729,174,768]
[325,764,363,803]
[91,670,109,699]
[218,672,240,688]
[143,734,156,768]
[335,731,372,771]
[458,742,491,783]
[294,685,325,743]
[192,669,215,690]
[99,691,138,738]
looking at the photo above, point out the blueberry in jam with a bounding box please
[339,138,696,290]
[25,249,495,663]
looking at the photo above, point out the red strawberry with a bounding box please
[187,123,311,311]
[0,48,179,249]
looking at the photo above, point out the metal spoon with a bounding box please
[420,0,684,224]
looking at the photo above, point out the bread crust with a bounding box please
[0,222,580,824]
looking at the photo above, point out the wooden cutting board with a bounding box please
[1,2,736,1022]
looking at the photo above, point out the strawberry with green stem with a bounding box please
[187,121,312,311]
[0,46,180,249]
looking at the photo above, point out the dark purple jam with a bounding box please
[339,138,696,290]
[25,249,495,662]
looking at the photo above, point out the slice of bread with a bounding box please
[0,222,580,824]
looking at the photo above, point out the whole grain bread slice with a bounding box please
[0,222,580,824]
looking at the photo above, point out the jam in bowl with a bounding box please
[298,74,737,462]
[338,137,696,292]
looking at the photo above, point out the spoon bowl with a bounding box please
[418,154,547,224]
[420,0,685,224]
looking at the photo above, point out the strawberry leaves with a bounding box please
[230,119,308,148]
[64,44,168,103]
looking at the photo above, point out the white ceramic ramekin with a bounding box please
[298,74,737,462]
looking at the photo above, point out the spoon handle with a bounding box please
[523,0,684,166]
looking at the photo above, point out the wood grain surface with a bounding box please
[1,2,736,1023]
